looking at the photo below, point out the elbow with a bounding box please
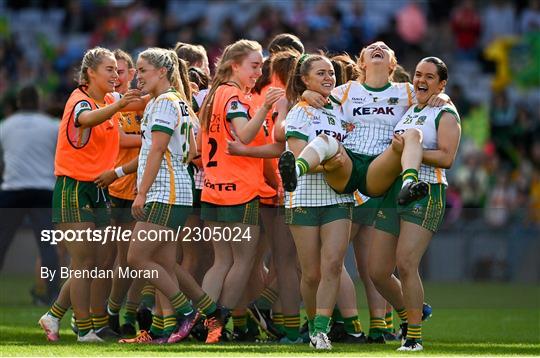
[441,158,454,169]
[238,135,252,145]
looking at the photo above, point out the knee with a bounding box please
[98,252,116,270]
[396,256,417,279]
[211,255,233,272]
[403,128,423,144]
[302,268,320,288]
[72,256,97,271]
[369,262,390,287]
[127,250,144,270]
[312,134,340,161]
[321,258,343,279]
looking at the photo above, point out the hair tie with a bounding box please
[298,54,310,65]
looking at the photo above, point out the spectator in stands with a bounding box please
[451,0,482,60]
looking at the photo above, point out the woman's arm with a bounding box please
[94,156,139,188]
[78,90,141,128]
[422,112,461,169]
[301,90,327,108]
[273,97,289,143]
[187,126,197,164]
[121,94,151,112]
[227,140,284,158]
[231,88,284,144]
[119,129,142,148]
[191,130,203,168]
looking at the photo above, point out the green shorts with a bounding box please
[342,149,376,196]
[110,196,134,224]
[285,203,352,226]
[200,198,259,225]
[52,176,111,227]
[352,197,382,226]
[374,178,446,237]
[144,201,192,229]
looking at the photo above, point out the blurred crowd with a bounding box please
[1,0,539,232]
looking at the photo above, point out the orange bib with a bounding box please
[201,84,273,205]
[54,87,119,181]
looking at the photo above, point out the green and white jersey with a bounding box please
[394,104,460,185]
[331,81,415,156]
[332,81,415,206]
[285,101,354,208]
[138,89,193,206]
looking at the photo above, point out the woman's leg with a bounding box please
[271,212,301,340]
[368,228,404,311]
[289,225,320,330]
[180,215,213,285]
[90,227,117,335]
[280,135,353,192]
[108,222,136,320]
[60,222,99,338]
[201,222,233,302]
[352,224,388,340]
[220,223,260,309]
[396,221,432,344]
[127,222,179,298]
[366,129,423,197]
[316,219,351,335]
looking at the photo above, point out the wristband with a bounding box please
[114,166,126,178]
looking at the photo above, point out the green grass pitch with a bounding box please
[0,275,538,356]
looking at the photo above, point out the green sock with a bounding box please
[296,158,309,177]
[256,288,278,310]
[162,314,177,336]
[407,324,422,342]
[273,312,284,334]
[195,293,217,316]
[308,317,315,336]
[48,302,67,320]
[169,292,193,316]
[313,314,331,335]
[91,314,108,331]
[283,314,300,340]
[107,298,122,316]
[396,307,408,322]
[140,284,155,308]
[343,315,363,335]
[149,315,164,337]
[385,311,394,332]
[369,317,387,338]
[332,307,344,323]
[247,314,259,334]
[232,313,247,332]
[402,168,419,187]
[76,317,93,337]
[123,301,138,325]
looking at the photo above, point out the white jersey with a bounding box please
[332,81,414,156]
[332,81,415,206]
[138,89,193,206]
[285,102,354,208]
[394,104,460,186]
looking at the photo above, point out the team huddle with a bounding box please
[37,33,461,352]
